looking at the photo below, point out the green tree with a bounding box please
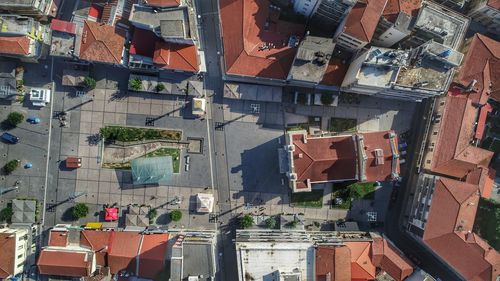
[129,78,142,91]
[148,208,158,220]
[264,216,276,229]
[169,210,182,222]
[3,160,20,174]
[72,203,89,220]
[155,83,165,92]
[6,112,24,126]
[321,93,334,105]
[83,76,96,90]
[0,207,13,222]
[240,214,254,229]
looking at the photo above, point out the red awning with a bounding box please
[105,208,118,221]
[50,19,76,35]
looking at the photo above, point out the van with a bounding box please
[1,132,19,144]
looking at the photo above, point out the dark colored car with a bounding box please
[1,132,19,144]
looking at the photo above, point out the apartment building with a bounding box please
[468,0,500,36]
[0,227,30,280]
[0,0,55,19]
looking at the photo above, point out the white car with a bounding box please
[29,88,51,107]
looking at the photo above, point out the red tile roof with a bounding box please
[431,96,494,178]
[219,0,305,79]
[137,233,169,279]
[292,133,357,188]
[146,0,181,7]
[88,4,103,20]
[382,0,422,23]
[425,232,500,281]
[320,57,348,86]
[37,250,93,277]
[153,41,199,72]
[476,103,493,140]
[0,36,30,56]
[0,232,15,279]
[343,0,388,42]
[108,232,141,274]
[80,230,112,267]
[487,0,500,9]
[50,19,76,34]
[457,34,500,104]
[290,130,398,188]
[315,246,351,281]
[379,239,414,281]
[466,167,496,199]
[423,177,479,241]
[363,131,400,182]
[129,28,157,58]
[48,230,69,247]
[80,20,126,65]
[344,241,376,280]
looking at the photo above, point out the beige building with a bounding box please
[0,227,30,279]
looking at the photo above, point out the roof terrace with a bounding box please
[0,14,33,35]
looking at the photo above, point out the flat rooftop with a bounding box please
[0,0,34,6]
[288,36,335,84]
[236,241,314,281]
[130,5,195,40]
[0,15,32,34]
[182,243,214,281]
[412,2,469,49]
[50,31,76,57]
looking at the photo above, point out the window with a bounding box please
[17,263,23,268]
[440,101,445,106]
[426,160,431,164]
[17,254,23,259]
[18,245,23,250]
[433,131,438,135]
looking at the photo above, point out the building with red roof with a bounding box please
[79,20,126,65]
[108,231,142,274]
[455,34,500,104]
[281,130,399,192]
[423,95,494,181]
[316,237,413,281]
[333,0,388,50]
[144,0,181,8]
[0,228,30,280]
[406,176,500,281]
[468,0,500,36]
[0,14,48,61]
[37,250,96,277]
[50,19,76,35]
[219,0,305,80]
[137,233,169,279]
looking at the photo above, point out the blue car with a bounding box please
[1,132,19,144]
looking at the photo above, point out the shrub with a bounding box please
[72,203,89,219]
[240,214,254,229]
[100,126,181,142]
[155,83,165,92]
[265,217,276,229]
[7,112,24,126]
[321,93,334,105]
[169,210,182,221]
[129,78,142,91]
[3,160,20,174]
[83,77,96,90]
[0,207,13,222]
[148,208,157,220]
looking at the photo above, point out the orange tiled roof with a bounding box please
[48,230,69,247]
[320,57,348,86]
[457,34,500,104]
[146,0,181,7]
[379,239,414,281]
[315,246,351,281]
[138,233,169,279]
[79,20,126,64]
[219,0,305,79]
[0,233,15,279]
[0,36,30,56]
[466,167,496,198]
[344,241,376,280]
[108,232,142,274]
[80,230,112,267]
[363,131,400,182]
[37,250,93,277]
[431,96,494,178]
[487,0,500,9]
[343,0,388,42]
[153,41,199,72]
[423,178,479,241]
[382,0,422,23]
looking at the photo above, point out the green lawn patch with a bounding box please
[102,148,181,173]
[100,126,181,142]
[473,198,500,251]
[329,118,357,133]
[331,181,376,209]
[291,189,323,208]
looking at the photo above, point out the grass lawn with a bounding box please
[473,198,500,251]
[291,189,324,208]
[329,118,357,133]
[102,148,181,173]
[331,181,376,209]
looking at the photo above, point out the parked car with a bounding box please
[65,157,82,169]
[1,132,19,144]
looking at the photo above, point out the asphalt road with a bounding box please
[195,0,239,280]
[384,99,465,281]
